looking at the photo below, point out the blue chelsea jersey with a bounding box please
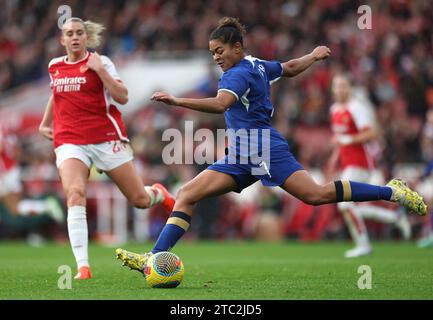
[217,55,288,157]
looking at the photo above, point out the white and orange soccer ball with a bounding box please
[143,251,184,288]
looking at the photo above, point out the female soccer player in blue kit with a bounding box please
[116,17,427,271]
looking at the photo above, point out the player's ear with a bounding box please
[234,42,242,54]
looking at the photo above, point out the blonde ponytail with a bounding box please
[83,20,105,48]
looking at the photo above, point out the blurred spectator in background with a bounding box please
[0,124,64,243]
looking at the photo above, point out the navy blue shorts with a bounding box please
[207,144,304,193]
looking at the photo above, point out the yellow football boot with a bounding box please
[386,179,427,216]
[115,248,152,274]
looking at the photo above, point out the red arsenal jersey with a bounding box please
[0,126,17,172]
[330,98,376,170]
[48,51,129,148]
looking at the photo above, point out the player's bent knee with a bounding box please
[66,188,86,206]
[176,185,198,206]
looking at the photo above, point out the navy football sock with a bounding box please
[152,211,191,254]
[334,180,392,202]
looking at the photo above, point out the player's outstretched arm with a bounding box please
[281,46,331,77]
[151,90,235,114]
[39,95,54,140]
[87,52,129,105]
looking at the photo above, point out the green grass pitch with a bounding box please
[0,241,432,300]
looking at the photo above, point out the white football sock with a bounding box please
[67,206,89,269]
[342,208,370,248]
[144,186,164,207]
[353,204,397,224]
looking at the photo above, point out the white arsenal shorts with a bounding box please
[55,141,134,172]
[0,167,22,196]
[338,166,385,210]
[340,166,385,185]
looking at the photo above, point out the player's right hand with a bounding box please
[312,46,331,61]
[151,91,178,106]
[39,125,53,141]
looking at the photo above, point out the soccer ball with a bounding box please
[143,251,184,288]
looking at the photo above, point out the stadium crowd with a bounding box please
[0,0,432,244]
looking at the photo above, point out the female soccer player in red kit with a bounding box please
[39,18,174,280]
[329,75,411,258]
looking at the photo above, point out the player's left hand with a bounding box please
[151,91,179,106]
[87,52,104,72]
[39,125,53,141]
[312,46,331,61]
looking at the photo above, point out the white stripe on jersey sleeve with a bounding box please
[48,56,65,88]
[348,98,376,130]
[100,56,128,141]
[218,89,239,101]
[48,56,65,68]
[269,76,281,85]
[267,61,283,85]
[49,73,53,89]
[103,88,129,142]
[101,55,121,81]
[244,55,256,67]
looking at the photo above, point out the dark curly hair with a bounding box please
[209,17,246,47]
